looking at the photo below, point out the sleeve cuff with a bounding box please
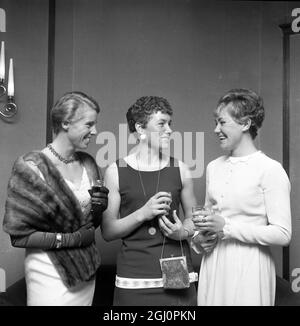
[221,217,231,240]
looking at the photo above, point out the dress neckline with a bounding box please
[226,150,262,164]
[64,166,87,189]
[121,157,172,172]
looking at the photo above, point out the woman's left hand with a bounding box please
[158,210,187,240]
[89,186,109,214]
[193,213,225,233]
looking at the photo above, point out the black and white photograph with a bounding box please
[0,0,300,313]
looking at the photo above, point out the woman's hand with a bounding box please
[158,210,187,240]
[191,231,218,254]
[89,186,109,214]
[139,192,171,222]
[193,213,225,233]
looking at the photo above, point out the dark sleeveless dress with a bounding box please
[113,157,197,306]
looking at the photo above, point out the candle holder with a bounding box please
[0,84,17,119]
[0,78,6,97]
[0,41,17,120]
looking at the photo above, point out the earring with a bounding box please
[140,134,146,140]
[62,121,69,131]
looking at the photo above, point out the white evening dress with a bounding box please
[197,151,291,306]
[25,167,96,306]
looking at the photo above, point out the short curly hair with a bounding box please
[214,88,265,139]
[51,91,100,135]
[126,96,173,133]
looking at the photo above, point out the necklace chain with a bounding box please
[136,153,161,235]
[136,154,184,252]
[47,144,77,164]
[136,153,161,197]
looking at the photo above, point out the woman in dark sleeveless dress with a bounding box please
[102,96,198,306]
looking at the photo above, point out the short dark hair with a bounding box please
[215,88,265,139]
[51,91,100,135]
[126,96,173,133]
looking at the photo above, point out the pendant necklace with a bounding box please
[136,153,161,236]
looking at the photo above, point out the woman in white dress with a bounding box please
[3,92,109,305]
[192,88,292,306]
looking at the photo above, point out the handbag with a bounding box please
[159,236,190,289]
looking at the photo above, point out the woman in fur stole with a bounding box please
[3,91,109,306]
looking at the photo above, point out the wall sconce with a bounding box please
[0,41,17,119]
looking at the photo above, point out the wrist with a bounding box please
[219,217,230,240]
[135,208,146,223]
[182,226,194,239]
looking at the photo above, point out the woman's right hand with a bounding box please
[139,192,172,222]
[76,222,95,247]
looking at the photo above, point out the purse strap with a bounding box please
[160,232,185,260]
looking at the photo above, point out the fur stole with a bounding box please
[3,151,101,288]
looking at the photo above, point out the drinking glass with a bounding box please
[192,205,214,234]
[88,179,105,196]
[192,205,214,218]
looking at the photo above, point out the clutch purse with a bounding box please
[159,255,190,289]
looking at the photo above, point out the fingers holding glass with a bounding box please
[163,191,172,221]
[192,205,214,231]
[88,180,109,213]
[157,191,172,220]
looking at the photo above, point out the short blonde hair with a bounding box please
[215,88,264,139]
[51,91,100,135]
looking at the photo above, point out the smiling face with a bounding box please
[66,104,98,149]
[214,105,247,153]
[140,111,172,151]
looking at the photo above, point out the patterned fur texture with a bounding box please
[3,151,101,288]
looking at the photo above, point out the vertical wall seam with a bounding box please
[46,0,56,144]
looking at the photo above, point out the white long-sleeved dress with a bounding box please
[197,151,291,306]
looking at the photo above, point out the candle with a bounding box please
[0,41,5,80]
[7,58,14,97]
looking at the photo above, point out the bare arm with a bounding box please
[179,160,197,235]
[101,163,171,241]
[158,161,197,240]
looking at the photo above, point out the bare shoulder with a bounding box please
[123,154,138,169]
[104,162,119,189]
[178,160,192,177]
[105,162,118,177]
[177,160,193,186]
